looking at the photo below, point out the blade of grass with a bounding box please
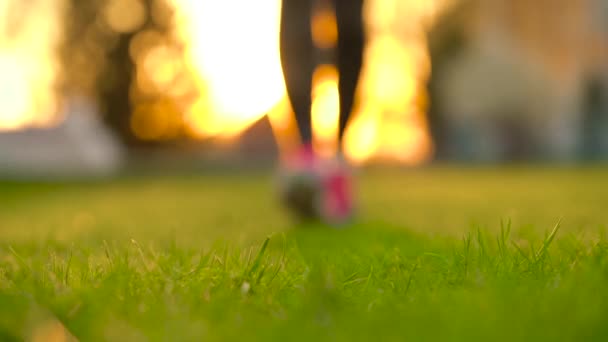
[64,249,73,286]
[8,246,29,271]
[511,240,532,264]
[535,218,562,264]
[248,237,270,278]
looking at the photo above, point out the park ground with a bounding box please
[1,166,607,341]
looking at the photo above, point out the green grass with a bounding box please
[1,167,608,341]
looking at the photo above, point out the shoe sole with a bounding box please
[281,172,322,221]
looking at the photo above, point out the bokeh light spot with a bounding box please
[0,57,31,129]
[104,0,147,34]
[131,100,181,141]
[312,6,338,49]
[311,65,340,157]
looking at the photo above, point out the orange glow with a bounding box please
[172,0,286,138]
[131,100,181,141]
[141,45,182,92]
[379,113,433,164]
[267,97,299,157]
[343,0,435,164]
[311,65,340,157]
[343,106,380,164]
[0,56,31,130]
[312,5,339,49]
[0,0,440,166]
[364,36,420,112]
[103,0,147,34]
[0,0,64,131]
[171,0,438,164]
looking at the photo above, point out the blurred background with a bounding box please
[0,0,607,177]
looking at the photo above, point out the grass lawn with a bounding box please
[1,166,607,341]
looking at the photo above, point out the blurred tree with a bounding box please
[60,0,190,145]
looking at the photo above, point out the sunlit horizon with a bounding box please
[173,0,437,164]
[0,0,443,164]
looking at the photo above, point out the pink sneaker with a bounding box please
[278,145,355,225]
[319,158,354,225]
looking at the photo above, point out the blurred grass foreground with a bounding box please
[1,167,608,340]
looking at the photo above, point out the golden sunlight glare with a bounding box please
[0,0,442,165]
[170,0,444,163]
[0,0,64,131]
[311,64,340,157]
[172,0,286,138]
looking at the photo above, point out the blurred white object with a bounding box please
[437,17,585,161]
[0,97,125,178]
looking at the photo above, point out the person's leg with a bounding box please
[280,0,315,146]
[278,0,318,221]
[334,0,365,143]
[307,0,364,224]
[278,0,359,225]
